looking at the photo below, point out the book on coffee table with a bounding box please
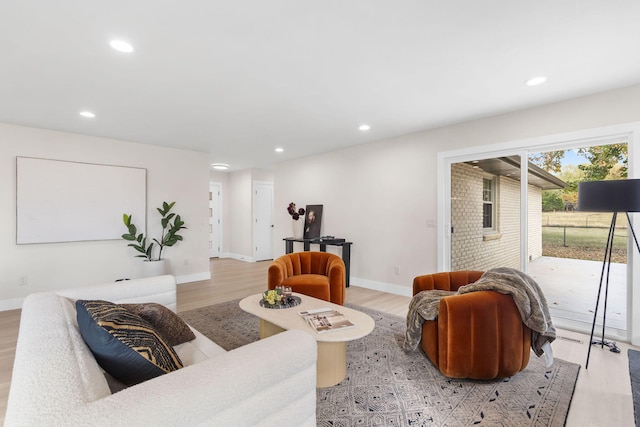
[297,308,355,333]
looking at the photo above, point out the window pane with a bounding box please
[483,178,492,201]
[483,203,492,228]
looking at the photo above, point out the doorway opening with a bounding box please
[528,143,629,333]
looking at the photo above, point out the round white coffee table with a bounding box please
[239,293,375,387]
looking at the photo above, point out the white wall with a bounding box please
[272,83,640,296]
[274,134,438,296]
[1,123,211,310]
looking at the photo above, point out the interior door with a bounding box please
[209,183,221,258]
[253,182,273,261]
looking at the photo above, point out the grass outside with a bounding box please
[542,211,628,263]
[542,211,628,228]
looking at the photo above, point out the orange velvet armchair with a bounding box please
[268,252,346,305]
[413,271,531,379]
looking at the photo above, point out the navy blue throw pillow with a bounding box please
[76,299,183,386]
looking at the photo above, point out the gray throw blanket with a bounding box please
[403,267,556,357]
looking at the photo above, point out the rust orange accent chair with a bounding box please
[413,271,531,379]
[268,252,346,305]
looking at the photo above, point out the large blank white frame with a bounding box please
[16,157,146,244]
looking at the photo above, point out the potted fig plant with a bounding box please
[122,201,186,275]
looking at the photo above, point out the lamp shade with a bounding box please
[577,179,640,212]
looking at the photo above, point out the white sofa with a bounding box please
[5,275,318,426]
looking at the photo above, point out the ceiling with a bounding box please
[2,1,640,172]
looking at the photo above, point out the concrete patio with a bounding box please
[528,256,627,335]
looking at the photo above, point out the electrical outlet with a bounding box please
[393,266,400,275]
[18,276,28,286]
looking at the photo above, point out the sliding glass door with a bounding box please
[439,127,636,342]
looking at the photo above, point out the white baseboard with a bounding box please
[224,253,256,263]
[1,274,406,311]
[175,271,211,284]
[349,277,413,297]
[0,270,213,312]
[552,317,629,343]
[215,253,275,263]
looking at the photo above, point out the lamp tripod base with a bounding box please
[591,338,620,354]
[585,212,621,369]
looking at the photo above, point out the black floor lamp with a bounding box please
[578,179,640,369]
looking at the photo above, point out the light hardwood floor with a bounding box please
[1,258,637,426]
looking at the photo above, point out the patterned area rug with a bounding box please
[628,349,640,426]
[180,300,580,426]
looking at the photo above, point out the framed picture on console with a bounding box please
[304,205,323,239]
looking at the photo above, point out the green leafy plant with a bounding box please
[122,201,187,261]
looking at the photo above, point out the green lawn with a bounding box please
[541,212,629,263]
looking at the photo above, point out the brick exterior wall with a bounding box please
[451,163,542,271]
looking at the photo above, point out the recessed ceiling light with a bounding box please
[275,147,284,153]
[524,76,547,86]
[211,163,230,170]
[110,40,134,53]
[79,111,95,118]
[359,124,371,131]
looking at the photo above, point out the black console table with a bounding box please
[283,238,353,287]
